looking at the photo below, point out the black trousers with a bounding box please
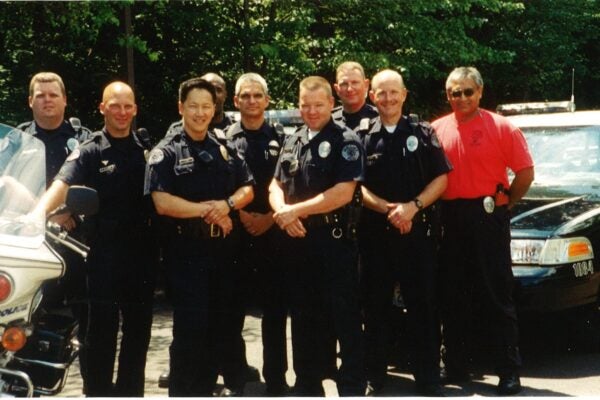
[239,228,289,388]
[439,200,522,376]
[283,226,365,396]
[167,234,244,397]
[84,235,155,397]
[361,221,441,387]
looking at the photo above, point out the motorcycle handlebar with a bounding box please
[46,222,89,259]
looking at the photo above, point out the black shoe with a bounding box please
[265,383,290,396]
[365,381,383,396]
[217,386,243,397]
[497,373,521,395]
[416,383,447,397]
[245,365,261,382]
[158,369,169,388]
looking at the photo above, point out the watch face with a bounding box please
[414,199,423,209]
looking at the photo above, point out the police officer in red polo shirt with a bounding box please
[432,66,534,396]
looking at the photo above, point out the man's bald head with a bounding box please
[102,81,135,103]
[370,69,406,91]
[99,81,137,138]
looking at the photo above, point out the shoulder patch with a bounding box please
[67,138,79,152]
[148,149,165,165]
[341,143,360,161]
[66,148,80,162]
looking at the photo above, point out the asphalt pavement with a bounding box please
[57,300,600,397]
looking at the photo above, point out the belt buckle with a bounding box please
[210,224,221,238]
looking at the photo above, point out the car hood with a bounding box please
[511,187,600,238]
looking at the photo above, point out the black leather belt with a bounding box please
[302,212,341,229]
[173,219,224,239]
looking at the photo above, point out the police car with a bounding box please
[499,101,600,350]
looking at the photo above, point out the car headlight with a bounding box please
[511,237,594,265]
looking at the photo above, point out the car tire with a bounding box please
[569,301,600,353]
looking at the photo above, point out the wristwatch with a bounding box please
[413,197,424,210]
[226,197,236,210]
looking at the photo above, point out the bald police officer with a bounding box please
[36,81,155,396]
[359,69,450,396]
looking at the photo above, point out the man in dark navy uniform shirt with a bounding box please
[36,81,155,397]
[228,72,288,396]
[269,76,366,396]
[332,61,378,131]
[145,78,254,397]
[358,69,451,396]
[18,71,93,393]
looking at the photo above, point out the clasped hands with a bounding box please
[273,204,307,238]
[203,200,233,236]
[386,202,416,234]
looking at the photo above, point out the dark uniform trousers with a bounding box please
[167,229,244,396]
[361,217,441,387]
[439,199,522,376]
[84,224,155,397]
[283,226,365,396]
[239,227,288,388]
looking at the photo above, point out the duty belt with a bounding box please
[173,219,224,239]
[302,212,344,239]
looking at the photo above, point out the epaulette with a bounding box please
[214,128,227,142]
[225,122,244,140]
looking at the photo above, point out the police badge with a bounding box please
[318,141,331,158]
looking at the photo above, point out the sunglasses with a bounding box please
[450,88,475,98]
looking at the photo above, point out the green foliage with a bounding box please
[0,0,599,138]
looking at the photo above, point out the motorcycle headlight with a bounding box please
[511,237,594,265]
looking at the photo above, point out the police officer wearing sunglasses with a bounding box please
[145,78,254,396]
[432,67,534,395]
[269,76,365,396]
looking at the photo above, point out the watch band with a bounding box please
[413,198,424,210]
[226,197,235,210]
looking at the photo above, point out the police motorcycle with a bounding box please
[0,123,97,396]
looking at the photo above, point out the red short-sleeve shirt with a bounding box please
[432,109,533,200]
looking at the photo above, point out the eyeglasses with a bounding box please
[450,88,475,98]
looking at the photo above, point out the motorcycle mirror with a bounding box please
[65,186,99,216]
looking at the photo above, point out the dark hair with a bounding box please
[178,78,217,103]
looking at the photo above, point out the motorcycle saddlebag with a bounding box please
[9,313,79,393]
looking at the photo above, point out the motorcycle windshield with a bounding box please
[0,124,46,248]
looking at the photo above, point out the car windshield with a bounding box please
[522,125,600,197]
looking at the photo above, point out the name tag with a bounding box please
[99,164,116,174]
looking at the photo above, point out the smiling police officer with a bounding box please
[227,73,289,396]
[359,69,451,396]
[269,76,365,396]
[145,78,254,397]
[36,81,155,397]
